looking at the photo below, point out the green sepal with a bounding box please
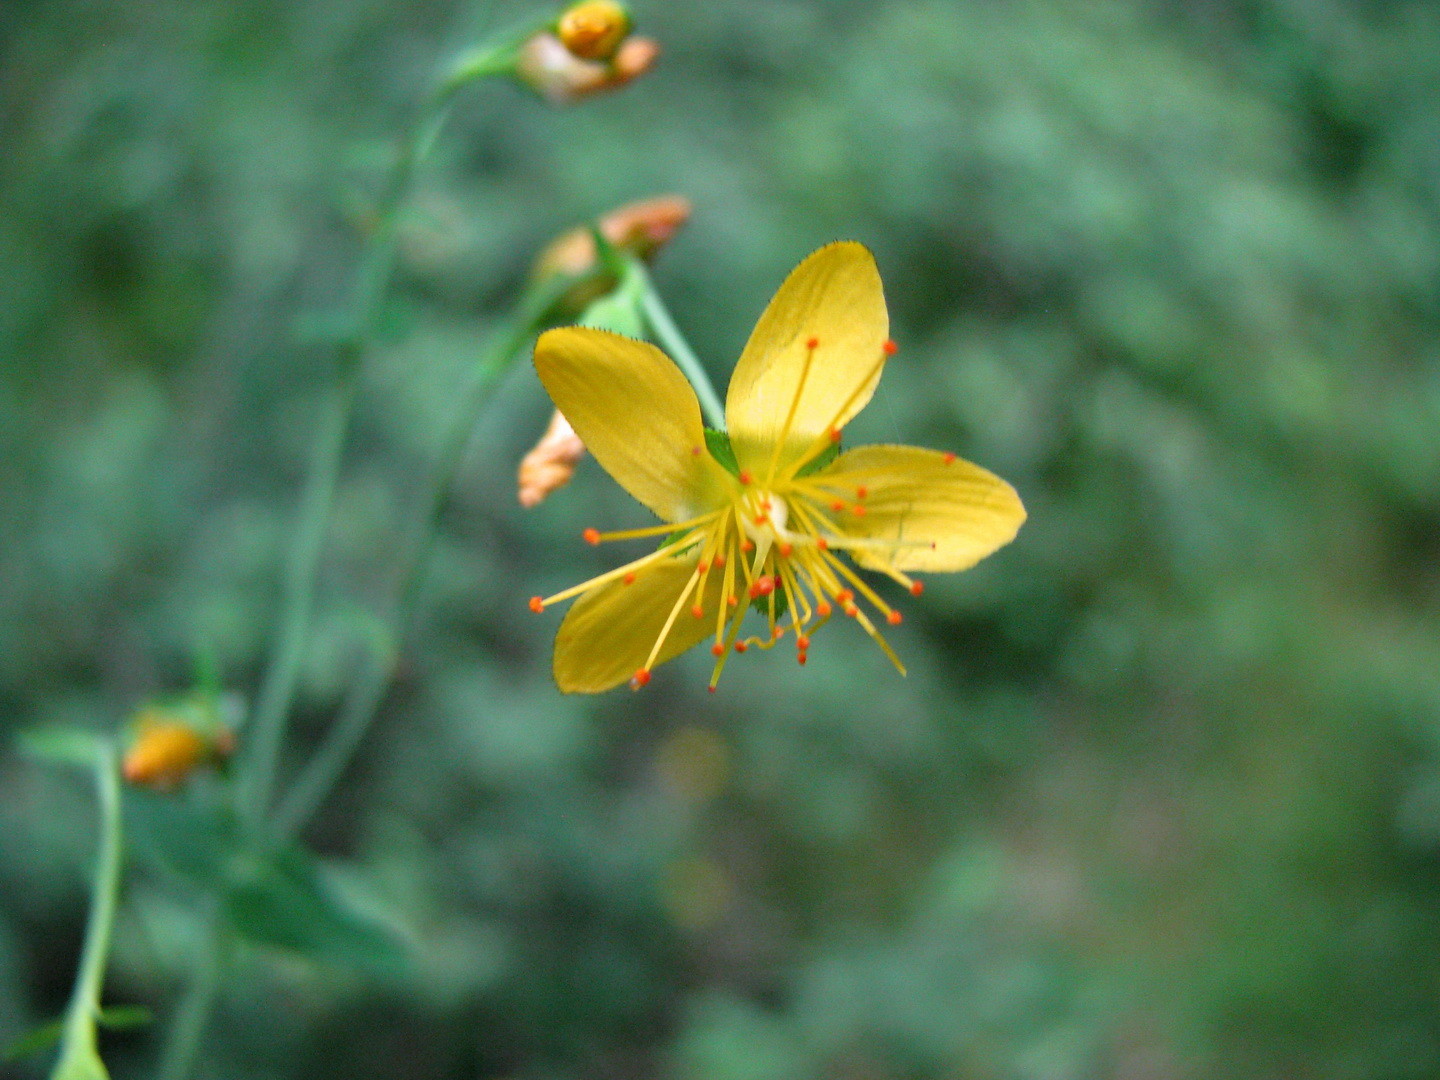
[704,428,740,478]
[4,1005,157,1059]
[795,438,841,477]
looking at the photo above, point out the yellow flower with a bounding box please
[529,243,1026,693]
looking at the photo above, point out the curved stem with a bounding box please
[273,274,575,840]
[629,260,726,429]
[51,746,123,1080]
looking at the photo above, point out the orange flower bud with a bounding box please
[122,706,234,791]
[518,409,587,507]
[557,1,631,62]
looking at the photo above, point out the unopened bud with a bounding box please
[557,1,631,62]
[518,410,586,507]
[515,31,658,105]
[122,705,234,791]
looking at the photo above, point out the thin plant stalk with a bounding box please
[50,747,123,1080]
[629,259,726,428]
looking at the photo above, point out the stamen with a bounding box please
[711,642,726,656]
[943,452,956,464]
[624,572,637,585]
[817,600,832,617]
[583,527,600,545]
[807,336,819,349]
[529,596,544,613]
[630,669,651,689]
[855,485,868,499]
[883,339,897,356]
[887,611,902,625]
[739,470,753,485]
[748,575,776,599]
[766,333,820,485]
[910,581,924,596]
[829,427,842,443]
[691,603,704,618]
[734,641,748,653]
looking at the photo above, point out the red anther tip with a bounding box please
[630,668,651,689]
[714,553,727,567]
[887,610,903,625]
[738,470,753,485]
[852,504,867,517]
[753,514,769,526]
[796,635,810,650]
[691,445,702,455]
[773,626,785,639]
[910,581,924,596]
[734,641,748,653]
[691,604,705,619]
[778,542,793,557]
[817,601,832,617]
[711,642,726,656]
[727,596,739,608]
[797,652,808,666]
[806,336,819,349]
[836,590,854,603]
[697,560,710,574]
[528,596,544,613]
[942,452,957,464]
[817,537,829,550]
[856,485,868,499]
[624,572,637,585]
[843,604,859,617]
[883,339,898,356]
[741,539,755,552]
[748,575,776,599]
[708,685,717,693]
[830,500,846,512]
[829,428,842,443]
[583,527,601,545]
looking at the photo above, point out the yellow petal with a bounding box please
[725,243,889,478]
[553,555,726,693]
[818,445,1025,573]
[535,328,731,522]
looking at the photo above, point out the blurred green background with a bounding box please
[4,0,1440,1076]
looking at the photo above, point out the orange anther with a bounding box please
[772,626,785,640]
[883,339,898,356]
[711,642,726,656]
[748,576,776,599]
[691,604,704,619]
[727,596,739,608]
[697,559,709,573]
[738,470,753,485]
[741,539,755,552]
[778,542,793,557]
[583,527,601,545]
[828,428,842,443]
[624,571,637,585]
[734,641,748,654]
[816,601,832,617]
[817,537,829,550]
[942,452,956,464]
[714,553,726,567]
[852,504,867,517]
[806,336,819,349]
[529,596,545,613]
[796,635,810,650]
[797,652,808,666]
[843,604,859,617]
[835,590,854,604]
[909,581,924,596]
[887,610,902,625]
[753,514,769,526]
[855,485,868,499]
[630,668,651,689]
[831,500,846,512]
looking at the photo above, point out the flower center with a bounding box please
[740,489,788,549]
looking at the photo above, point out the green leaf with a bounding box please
[222,847,408,976]
[704,428,740,478]
[95,1006,152,1032]
[17,727,106,770]
[3,1018,62,1062]
[125,789,240,888]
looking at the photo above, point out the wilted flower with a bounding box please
[528,243,1026,693]
[518,409,587,507]
[515,28,658,105]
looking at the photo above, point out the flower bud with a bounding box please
[518,410,587,507]
[557,1,631,62]
[530,195,691,320]
[122,705,234,791]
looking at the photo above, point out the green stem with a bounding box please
[273,275,576,840]
[629,260,726,429]
[51,747,123,1080]
[154,918,226,1080]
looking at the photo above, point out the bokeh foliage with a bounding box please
[3,0,1440,1076]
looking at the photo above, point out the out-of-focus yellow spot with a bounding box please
[654,725,729,803]
[123,713,209,790]
[662,857,732,931]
